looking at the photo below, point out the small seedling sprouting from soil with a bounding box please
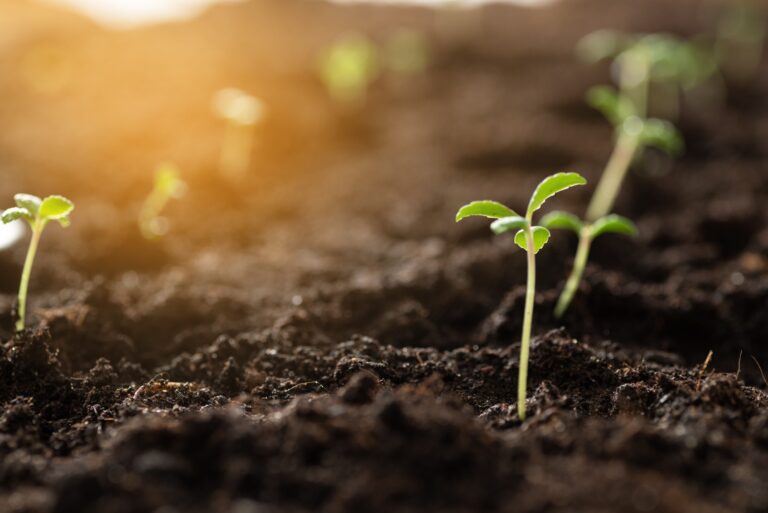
[456,172,587,420]
[213,87,264,180]
[550,102,681,318]
[542,211,637,318]
[139,163,187,239]
[1,194,74,332]
[319,33,379,107]
[577,30,718,120]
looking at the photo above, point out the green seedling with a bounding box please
[319,34,379,107]
[213,88,265,180]
[1,194,74,332]
[456,172,586,420]
[549,96,682,318]
[578,30,718,119]
[139,164,187,239]
[542,212,637,318]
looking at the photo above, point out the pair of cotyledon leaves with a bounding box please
[586,85,684,155]
[456,172,636,253]
[1,194,74,227]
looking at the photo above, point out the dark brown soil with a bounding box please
[1,0,767,511]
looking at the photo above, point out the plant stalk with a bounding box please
[518,225,536,421]
[16,221,43,332]
[554,226,592,318]
[585,131,640,222]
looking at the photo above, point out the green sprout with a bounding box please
[1,194,74,332]
[139,164,187,239]
[319,33,379,106]
[577,31,718,120]
[549,92,682,318]
[542,212,637,318]
[213,88,265,180]
[456,172,587,420]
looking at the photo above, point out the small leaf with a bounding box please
[1,207,32,224]
[540,211,583,233]
[14,194,42,216]
[591,215,638,238]
[39,195,74,220]
[638,119,684,155]
[527,172,587,218]
[514,226,551,254]
[490,216,528,235]
[586,85,635,125]
[456,200,518,222]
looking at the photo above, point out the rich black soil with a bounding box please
[1,0,767,511]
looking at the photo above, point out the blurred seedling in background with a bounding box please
[549,89,682,318]
[213,87,265,180]
[577,30,719,120]
[1,194,74,332]
[456,172,587,420]
[319,33,380,107]
[716,4,766,83]
[139,164,187,240]
[542,212,637,318]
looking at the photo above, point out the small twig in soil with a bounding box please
[736,349,743,380]
[456,172,586,420]
[1,194,74,332]
[750,355,768,388]
[696,350,714,392]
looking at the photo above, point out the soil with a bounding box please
[1,0,768,512]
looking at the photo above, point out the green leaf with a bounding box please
[456,200,518,222]
[490,216,528,235]
[14,194,41,216]
[527,172,587,218]
[591,215,638,238]
[638,119,684,155]
[540,211,583,233]
[514,226,551,254]
[586,85,636,126]
[39,195,74,220]
[2,207,32,224]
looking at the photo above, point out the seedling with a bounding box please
[213,88,264,180]
[542,211,637,318]
[577,30,718,120]
[318,33,379,107]
[139,163,187,239]
[456,172,586,420]
[1,194,74,332]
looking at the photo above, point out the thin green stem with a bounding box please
[554,226,593,319]
[16,221,43,332]
[585,131,640,222]
[518,225,536,421]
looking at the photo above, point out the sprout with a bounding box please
[212,88,265,180]
[577,31,718,119]
[585,112,682,221]
[139,163,187,239]
[542,212,637,318]
[1,194,74,332]
[456,172,587,420]
[318,33,379,106]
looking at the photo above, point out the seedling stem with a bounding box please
[553,224,591,318]
[17,222,43,332]
[519,224,536,420]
